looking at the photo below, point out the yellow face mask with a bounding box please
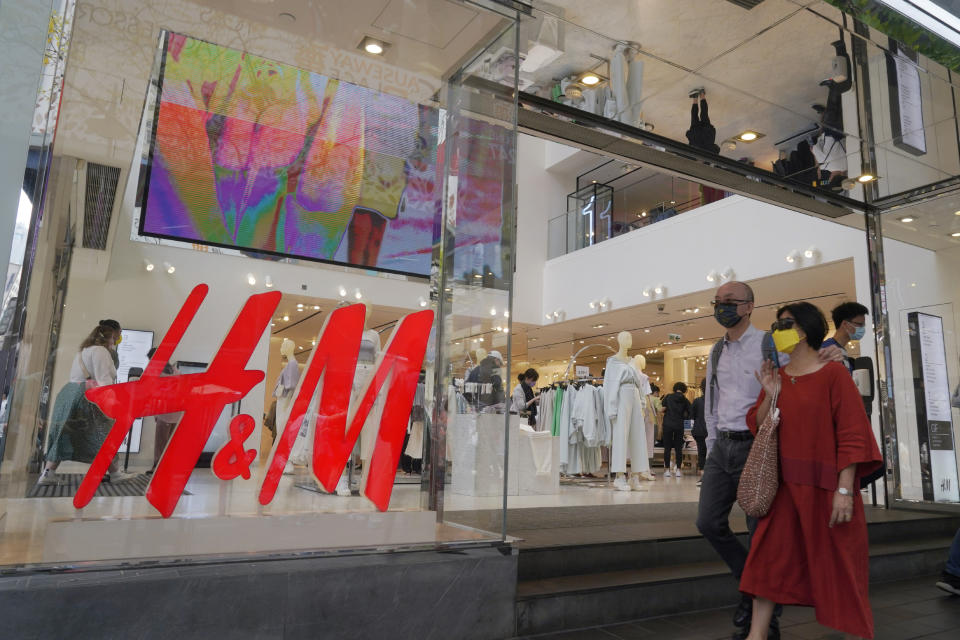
[115,335,123,346]
[772,328,801,354]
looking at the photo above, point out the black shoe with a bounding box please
[733,594,752,628]
[731,626,750,640]
[819,79,835,88]
[936,571,960,596]
[811,104,826,114]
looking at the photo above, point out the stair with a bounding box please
[514,509,960,636]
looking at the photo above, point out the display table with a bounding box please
[449,414,559,497]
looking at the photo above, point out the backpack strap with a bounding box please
[708,338,724,413]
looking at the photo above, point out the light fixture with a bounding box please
[706,270,718,283]
[804,246,819,260]
[359,36,389,55]
[264,275,274,288]
[899,216,915,223]
[545,313,552,320]
[354,289,362,300]
[693,307,700,313]
[589,300,597,309]
[786,250,800,264]
[282,315,290,322]
[642,288,651,297]
[857,173,877,183]
[163,262,175,274]
[722,139,738,151]
[721,267,735,281]
[418,297,428,308]
[736,130,765,142]
[503,310,509,318]
[490,307,497,316]
[313,305,320,310]
[143,259,155,272]
[580,72,603,86]
[955,211,960,216]
[951,231,960,238]
[297,303,304,309]
[654,285,663,295]
[338,286,347,298]
[247,273,257,285]
[644,329,650,333]
[593,323,607,329]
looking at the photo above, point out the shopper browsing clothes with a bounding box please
[511,368,540,427]
[742,303,881,640]
[38,320,136,485]
[661,381,691,477]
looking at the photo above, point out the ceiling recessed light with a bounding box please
[313,305,320,310]
[592,323,607,329]
[857,173,878,183]
[899,216,915,223]
[282,315,290,322]
[955,210,960,216]
[951,232,960,238]
[359,36,389,56]
[580,72,602,86]
[737,131,764,142]
[644,328,651,333]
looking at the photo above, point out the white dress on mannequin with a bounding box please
[603,356,651,475]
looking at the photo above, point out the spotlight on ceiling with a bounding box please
[264,275,274,288]
[579,72,603,86]
[359,36,389,55]
[898,216,915,223]
[247,273,257,286]
[736,130,764,142]
[143,259,154,272]
[163,262,175,274]
[786,250,800,264]
[856,173,878,183]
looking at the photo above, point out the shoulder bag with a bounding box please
[737,376,781,518]
[77,349,98,391]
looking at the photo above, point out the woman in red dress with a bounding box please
[742,302,882,639]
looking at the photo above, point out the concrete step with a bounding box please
[517,511,960,582]
[515,534,956,636]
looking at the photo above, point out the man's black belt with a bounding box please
[718,430,754,441]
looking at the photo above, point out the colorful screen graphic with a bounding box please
[140,33,443,277]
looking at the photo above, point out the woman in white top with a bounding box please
[39,319,134,485]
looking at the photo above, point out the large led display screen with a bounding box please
[139,32,448,277]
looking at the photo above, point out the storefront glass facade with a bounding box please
[0,0,521,569]
[1,0,959,577]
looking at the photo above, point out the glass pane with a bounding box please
[0,0,516,569]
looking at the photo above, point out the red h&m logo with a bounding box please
[74,284,433,517]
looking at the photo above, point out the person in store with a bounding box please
[691,379,708,484]
[38,320,136,485]
[512,368,540,426]
[742,302,881,640]
[466,349,505,411]
[685,88,720,154]
[811,39,853,190]
[822,301,869,373]
[661,381,691,477]
[145,347,182,474]
[649,383,663,447]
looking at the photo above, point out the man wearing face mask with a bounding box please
[698,284,845,640]
[822,302,869,374]
[697,282,782,639]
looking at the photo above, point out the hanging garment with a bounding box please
[603,357,650,474]
[638,372,656,455]
[558,386,577,472]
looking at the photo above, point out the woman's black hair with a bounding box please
[99,319,121,332]
[673,381,688,394]
[523,367,539,382]
[517,373,526,383]
[777,301,828,349]
[650,383,660,394]
[699,378,706,392]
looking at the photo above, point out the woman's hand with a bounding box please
[754,359,779,398]
[828,491,854,528]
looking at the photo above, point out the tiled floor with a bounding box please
[516,576,960,640]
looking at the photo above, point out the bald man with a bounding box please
[697,281,782,640]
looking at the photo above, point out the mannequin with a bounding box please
[274,338,302,475]
[633,354,658,478]
[602,331,653,491]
